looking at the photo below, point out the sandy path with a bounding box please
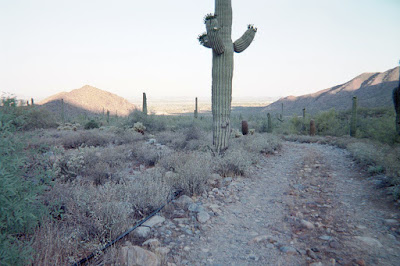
[174,142,400,265]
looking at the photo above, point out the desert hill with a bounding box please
[263,67,400,116]
[39,85,136,116]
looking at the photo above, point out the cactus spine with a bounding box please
[267,113,272,133]
[194,97,198,118]
[142,92,147,115]
[350,96,357,137]
[199,0,257,153]
[310,119,316,136]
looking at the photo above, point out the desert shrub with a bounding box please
[158,151,212,195]
[314,109,347,136]
[21,107,58,130]
[131,142,172,166]
[0,121,51,265]
[240,133,281,154]
[214,146,253,177]
[84,119,100,130]
[127,110,166,132]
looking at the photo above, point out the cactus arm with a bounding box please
[202,15,225,55]
[233,25,257,53]
[198,33,212,49]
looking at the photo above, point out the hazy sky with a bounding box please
[1,0,399,102]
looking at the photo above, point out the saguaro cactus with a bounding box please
[393,85,400,135]
[310,119,316,136]
[194,97,198,118]
[31,98,34,106]
[242,120,249,135]
[142,92,147,115]
[61,99,65,124]
[106,110,110,124]
[350,96,357,137]
[302,108,306,132]
[199,0,257,152]
[267,113,272,133]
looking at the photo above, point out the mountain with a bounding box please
[263,67,400,116]
[39,85,136,116]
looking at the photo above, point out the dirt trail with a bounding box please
[173,142,400,265]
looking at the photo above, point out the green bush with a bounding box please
[84,119,100,130]
[0,121,51,265]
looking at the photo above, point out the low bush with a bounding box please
[84,119,100,130]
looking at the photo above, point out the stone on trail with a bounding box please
[134,227,151,238]
[300,219,315,229]
[354,236,383,248]
[197,211,210,223]
[118,242,161,266]
[174,195,193,210]
[279,246,298,255]
[143,215,165,228]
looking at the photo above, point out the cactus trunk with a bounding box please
[194,97,198,118]
[199,0,256,153]
[106,110,110,124]
[350,96,357,137]
[242,120,248,135]
[310,119,316,136]
[142,92,147,115]
[61,99,65,124]
[267,113,272,133]
[394,86,400,136]
[302,108,306,133]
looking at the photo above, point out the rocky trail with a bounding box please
[115,142,400,266]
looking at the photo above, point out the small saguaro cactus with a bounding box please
[106,110,110,124]
[302,108,306,132]
[393,63,400,135]
[267,113,272,133]
[194,97,198,118]
[26,100,29,106]
[61,99,65,124]
[31,98,34,106]
[350,96,357,137]
[242,120,249,135]
[142,92,147,115]
[198,0,257,153]
[310,119,316,136]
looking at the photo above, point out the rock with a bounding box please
[329,240,340,249]
[355,236,383,248]
[279,246,297,255]
[134,227,151,238]
[143,215,165,228]
[306,248,317,259]
[142,239,161,250]
[249,235,277,244]
[352,259,366,266]
[309,262,323,266]
[174,195,193,210]
[118,242,160,266]
[147,139,157,145]
[197,211,210,223]
[154,247,170,256]
[319,235,332,241]
[384,219,399,226]
[300,219,315,230]
[183,246,191,251]
[188,203,205,213]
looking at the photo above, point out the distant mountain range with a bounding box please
[263,67,400,116]
[39,85,136,117]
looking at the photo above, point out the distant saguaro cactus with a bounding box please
[194,97,198,118]
[242,120,249,135]
[198,0,257,153]
[267,113,272,133]
[31,98,34,106]
[106,110,110,124]
[302,108,306,132]
[61,99,65,124]
[310,119,316,136]
[350,96,357,137]
[393,65,400,135]
[26,100,29,106]
[142,92,147,115]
